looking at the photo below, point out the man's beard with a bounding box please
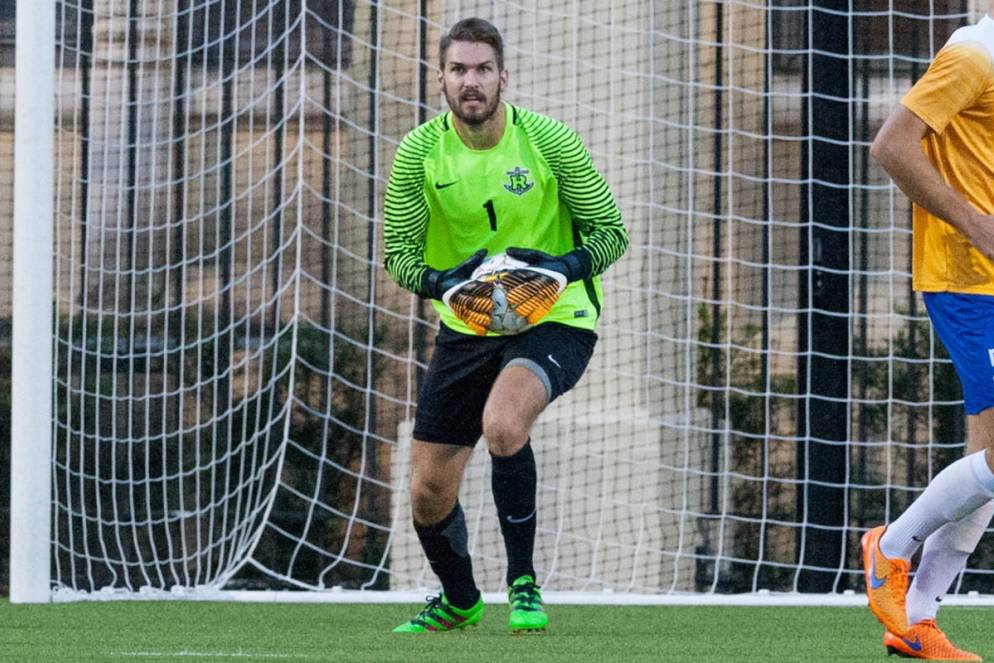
[445,85,501,126]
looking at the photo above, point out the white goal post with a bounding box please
[10,0,994,605]
[10,0,55,604]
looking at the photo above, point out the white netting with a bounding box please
[35,0,994,599]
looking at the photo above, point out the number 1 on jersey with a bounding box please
[483,199,497,231]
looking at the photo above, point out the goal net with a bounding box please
[11,0,993,600]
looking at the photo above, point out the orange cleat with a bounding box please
[884,620,982,661]
[862,525,911,636]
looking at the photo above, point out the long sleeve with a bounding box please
[520,110,628,275]
[383,122,442,295]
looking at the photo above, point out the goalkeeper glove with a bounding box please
[500,268,566,326]
[444,279,497,335]
[421,249,488,300]
[443,265,566,335]
[504,247,593,283]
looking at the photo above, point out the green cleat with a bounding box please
[392,594,484,633]
[507,575,548,634]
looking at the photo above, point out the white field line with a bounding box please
[115,653,309,659]
[56,589,994,607]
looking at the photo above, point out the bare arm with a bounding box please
[870,104,994,259]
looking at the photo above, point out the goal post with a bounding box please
[10,0,994,604]
[10,0,55,604]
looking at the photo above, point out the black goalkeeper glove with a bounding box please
[504,247,593,283]
[420,249,488,300]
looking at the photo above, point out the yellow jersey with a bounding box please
[902,15,994,294]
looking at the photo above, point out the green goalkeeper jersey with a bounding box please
[384,103,628,335]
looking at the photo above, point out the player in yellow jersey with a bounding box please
[863,6,994,661]
[383,18,627,634]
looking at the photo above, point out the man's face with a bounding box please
[439,41,507,126]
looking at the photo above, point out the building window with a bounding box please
[0,0,13,67]
[188,0,354,70]
[772,0,970,74]
[0,2,355,71]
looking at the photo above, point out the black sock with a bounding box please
[414,502,480,609]
[491,441,538,586]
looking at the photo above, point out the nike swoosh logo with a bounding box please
[901,636,922,652]
[869,555,886,590]
[547,354,561,368]
[506,510,536,524]
[435,181,458,190]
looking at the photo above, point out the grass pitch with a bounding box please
[1,599,990,662]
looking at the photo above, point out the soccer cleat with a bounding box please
[884,620,982,661]
[391,594,484,633]
[507,575,548,634]
[862,525,911,636]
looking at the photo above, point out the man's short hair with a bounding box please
[439,17,504,70]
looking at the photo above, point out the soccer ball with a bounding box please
[442,252,566,335]
[472,254,533,334]
[469,253,530,280]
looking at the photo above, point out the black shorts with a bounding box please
[412,322,598,446]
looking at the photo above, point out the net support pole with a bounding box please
[10,0,55,603]
[797,0,851,592]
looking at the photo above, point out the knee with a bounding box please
[482,412,528,457]
[410,475,454,525]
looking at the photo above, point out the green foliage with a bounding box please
[694,303,798,592]
[235,321,389,590]
[693,301,966,592]
[48,312,386,593]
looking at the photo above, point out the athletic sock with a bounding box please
[906,500,994,624]
[491,441,538,586]
[414,502,480,609]
[880,451,994,560]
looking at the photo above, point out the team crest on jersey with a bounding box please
[503,166,534,196]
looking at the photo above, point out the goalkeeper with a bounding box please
[383,17,627,635]
[862,9,994,662]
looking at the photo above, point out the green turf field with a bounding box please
[1,599,989,662]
